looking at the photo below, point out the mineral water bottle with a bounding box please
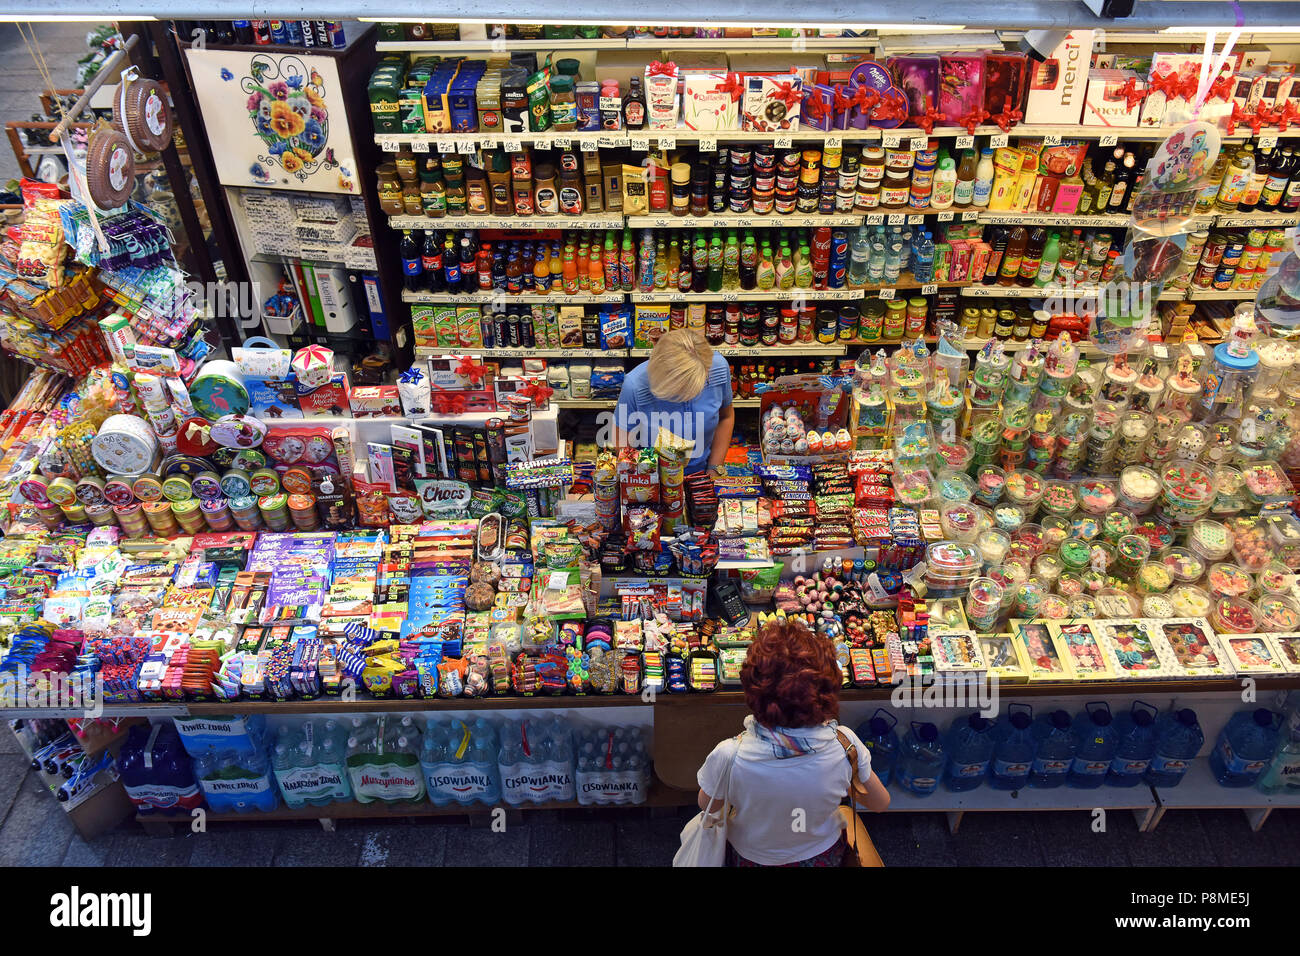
[1143,709,1204,788]
[1030,710,1075,788]
[1068,702,1117,789]
[1107,701,1159,787]
[895,722,944,796]
[1258,707,1300,794]
[943,713,996,792]
[848,226,871,286]
[855,709,899,787]
[989,705,1036,791]
[912,231,935,284]
[1210,709,1282,787]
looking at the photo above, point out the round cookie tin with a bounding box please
[92,415,158,474]
[190,471,223,499]
[131,474,165,502]
[248,468,280,496]
[74,476,107,507]
[190,361,249,420]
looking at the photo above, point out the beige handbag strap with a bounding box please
[834,727,861,858]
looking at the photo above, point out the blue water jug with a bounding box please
[1210,708,1281,787]
[990,704,1036,791]
[943,713,996,792]
[895,722,944,796]
[1143,709,1205,788]
[1068,702,1117,789]
[855,709,900,787]
[1107,701,1159,787]
[1030,710,1075,788]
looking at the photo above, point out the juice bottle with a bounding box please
[972,148,995,208]
[998,226,1028,286]
[1215,145,1255,212]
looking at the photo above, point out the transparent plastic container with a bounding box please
[1159,462,1215,524]
[1056,572,1085,599]
[1160,546,1205,584]
[1168,584,1212,618]
[1039,594,1071,619]
[1207,562,1254,598]
[974,528,1010,568]
[992,503,1026,533]
[1209,464,1248,517]
[1115,534,1151,578]
[1069,595,1099,618]
[1071,514,1101,541]
[1257,561,1294,595]
[936,468,976,503]
[1228,516,1272,572]
[1209,595,1260,634]
[940,501,983,542]
[1135,561,1174,595]
[1077,478,1117,516]
[1102,510,1136,544]
[1241,460,1293,505]
[1256,594,1300,633]
[1117,465,1161,515]
[1097,588,1139,619]
[1003,469,1045,512]
[1142,593,1177,618]
[1033,553,1064,591]
[1040,480,1079,518]
[1040,515,1071,551]
[933,439,974,473]
[973,464,1006,505]
[1187,518,1234,564]
[1059,538,1093,573]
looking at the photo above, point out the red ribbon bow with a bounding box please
[992,104,1024,132]
[1256,102,1281,130]
[1228,101,1265,135]
[1106,77,1148,112]
[1208,72,1236,102]
[853,86,880,114]
[432,389,468,415]
[710,72,744,103]
[770,79,802,111]
[455,356,488,385]
[871,91,908,126]
[911,105,944,134]
[1176,72,1203,103]
[1279,100,1300,132]
[647,60,677,78]
[959,107,990,135]
[803,90,831,122]
[518,380,554,408]
[1148,70,1182,100]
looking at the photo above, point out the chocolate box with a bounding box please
[1025,30,1094,125]
[681,72,743,131]
[1082,69,1146,127]
[350,385,402,418]
[939,53,986,125]
[888,54,940,121]
[742,73,802,132]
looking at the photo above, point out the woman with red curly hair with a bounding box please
[695,618,890,866]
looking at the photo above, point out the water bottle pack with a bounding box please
[116,722,204,815]
[191,746,279,813]
[498,717,576,806]
[271,719,352,809]
[574,726,650,806]
[173,714,269,755]
[895,721,943,796]
[1210,708,1282,788]
[345,715,426,804]
[421,717,502,807]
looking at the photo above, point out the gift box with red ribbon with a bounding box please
[742,73,802,132]
[645,60,681,130]
[800,83,836,131]
[681,71,743,130]
[1083,69,1148,127]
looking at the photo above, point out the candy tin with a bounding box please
[248,468,281,496]
[210,414,268,449]
[219,470,252,499]
[1049,621,1116,680]
[91,414,159,474]
[131,474,164,502]
[1149,617,1233,676]
[44,477,77,507]
[1221,633,1286,674]
[160,475,193,503]
[1009,619,1075,682]
[1097,619,1182,679]
[190,361,250,420]
[190,471,223,500]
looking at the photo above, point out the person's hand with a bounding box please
[711,464,726,477]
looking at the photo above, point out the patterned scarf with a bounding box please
[743,715,839,759]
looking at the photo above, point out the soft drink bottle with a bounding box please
[1031,712,1076,788]
[1143,709,1204,788]
[855,709,899,787]
[1210,709,1282,787]
[989,704,1036,791]
[1069,702,1118,789]
[895,722,944,796]
[943,713,996,792]
[1258,706,1300,794]
[1107,701,1159,787]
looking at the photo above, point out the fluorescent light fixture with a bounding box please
[0,14,152,20]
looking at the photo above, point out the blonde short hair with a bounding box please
[647,330,713,402]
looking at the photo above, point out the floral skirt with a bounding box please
[726,834,847,867]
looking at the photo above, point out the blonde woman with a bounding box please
[614,330,734,474]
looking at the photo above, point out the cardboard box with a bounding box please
[743,73,802,132]
[1082,69,1146,127]
[681,72,743,131]
[1024,30,1095,125]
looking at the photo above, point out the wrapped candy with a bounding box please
[624,506,663,552]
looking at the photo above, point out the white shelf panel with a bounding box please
[389,215,623,230]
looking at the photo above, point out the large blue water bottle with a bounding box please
[1209,708,1281,787]
[1107,701,1159,787]
[1143,709,1204,788]
[1068,702,1117,789]
[855,709,900,787]
[1029,710,1075,788]
[990,704,1036,790]
[943,713,996,792]
[895,722,944,796]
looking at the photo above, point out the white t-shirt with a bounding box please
[697,719,873,866]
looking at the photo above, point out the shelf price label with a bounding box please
[866,213,884,225]
[887,213,904,225]
[1259,132,1279,150]
[1043,133,1063,146]
[411,139,429,153]
[595,134,619,148]
[825,134,842,148]
[907,214,924,225]
[774,134,793,148]
[882,132,903,148]
[658,136,676,150]
[937,211,954,222]
[990,133,1009,148]
[379,138,400,152]
[955,135,975,149]
[962,210,979,221]
[1099,133,1119,147]
[921,284,938,295]
[456,139,477,155]
[699,136,718,152]
[721,292,740,302]
[503,137,523,152]
[909,136,928,151]
[553,137,574,150]
[878,288,895,300]
[629,134,650,151]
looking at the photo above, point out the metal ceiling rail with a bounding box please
[5,1,1300,30]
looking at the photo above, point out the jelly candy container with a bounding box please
[1207,562,1254,598]
[1228,516,1273,572]
[973,464,1005,505]
[1117,465,1160,515]
[1256,594,1300,633]
[1076,478,1116,516]
[1169,584,1212,617]
[1160,546,1205,584]
[1210,595,1260,634]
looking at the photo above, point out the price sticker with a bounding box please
[921,284,938,295]
[866,213,884,225]
[652,218,671,228]
[990,133,1009,148]
[699,136,718,152]
[938,210,955,222]
[721,292,740,302]
[596,134,619,149]
[1099,133,1119,147]
[1044,133,1063,146]
[480,137,499,149]
[410,139,429,154]
[659,137,675,150]
[825,134,842,148]
[907,214,924,225]
[457,139,477,155]
[629,135,650,151]
[503,137,523,152]
[956,135,975,149]
[379,138,400,152]
[879,288,896,300]
[1260,132,1279,150]
[547,571,569,590]
[553,137,574,150]
[909,136,928,151]
[882,132,902,148]
[887,213,904,225]
[775,134,793,149]
[962,210,979,221]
